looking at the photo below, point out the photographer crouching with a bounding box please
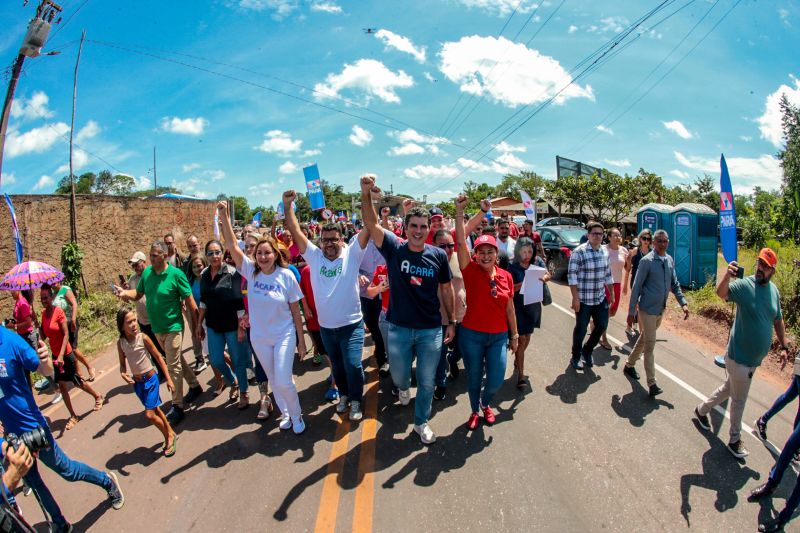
[0,326,124,532]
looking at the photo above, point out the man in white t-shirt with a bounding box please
[282,190,370,421]
[496,218,516,257]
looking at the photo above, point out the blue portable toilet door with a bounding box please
[641,211,658,233]
[674,213,692,286]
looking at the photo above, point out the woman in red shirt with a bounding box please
[454,196,518,430]
[40,284,104,430]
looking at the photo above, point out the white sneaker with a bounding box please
[335,395,349,414]
[349,401,363,421]
[52,393,63,404]
[413,423,436,444]
[292,416,306,434]
[279,415,292,430]
[398,389,411,406]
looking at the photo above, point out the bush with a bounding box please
[741,216,769,249]
[77,291,122,356]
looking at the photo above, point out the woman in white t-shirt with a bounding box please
[218,201,308,434]
[599,227,629,349]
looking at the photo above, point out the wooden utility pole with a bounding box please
[153,146,157,196]
[68,30,85,243]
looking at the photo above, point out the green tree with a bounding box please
[733,194,752,218]
[493,170,546,200]
[462,180,496,211]
[218,194,250,223]
[693,175,718,211]
[435,200,456,218]
[635,168,666,204]
[543,177,569,216]
[560,173,590,219]
[778,94,800,241]
[93,170,135,195]
[55,172,95,194]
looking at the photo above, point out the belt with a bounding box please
[133,368,156,382]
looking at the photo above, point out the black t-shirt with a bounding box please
[199,264,245,332]
[378,230,452,329]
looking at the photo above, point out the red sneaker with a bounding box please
[482,406,496,425]
[466,412,480,430]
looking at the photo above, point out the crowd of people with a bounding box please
[0,173,796,531]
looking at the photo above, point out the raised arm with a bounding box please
[360,174,385,248]
[462,198,489,237]
[380,207,392,230]
[454,194,471,270]
[282,190,309,254]
[717,260,737,301]
[217,201,246,270]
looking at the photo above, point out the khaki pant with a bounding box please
[156,331,200,409]
[697,354,755,444]
[625,311,662,386]
[183,306,204,362]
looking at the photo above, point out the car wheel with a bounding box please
[546,255,560,278]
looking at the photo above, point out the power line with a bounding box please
[45,0,90,45]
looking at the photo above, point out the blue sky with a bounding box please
[1,0,798,207]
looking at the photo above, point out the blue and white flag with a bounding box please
[719,154,737,263]
[485,194,494,221]
[303,164,326,211]
[4,194,23,264]
[251,211,262,228]
[277,200,296,220]
[520,190,535,220]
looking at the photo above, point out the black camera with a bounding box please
[6,427,49,454]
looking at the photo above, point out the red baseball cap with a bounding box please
[758,248,777,268]
[473,234,498,250]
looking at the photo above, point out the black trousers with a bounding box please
[360,296,386,366]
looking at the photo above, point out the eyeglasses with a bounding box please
[438,243,455,249]
[489,278,497,298]
[639,236,651,241]
[589,232,604,237]
[206,250,223,257]
[321,237,340,244]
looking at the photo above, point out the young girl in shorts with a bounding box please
[116,308,178,457]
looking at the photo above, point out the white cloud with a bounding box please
[279,161,298,174]
[32,175,54,192]
[455,0,540,16]
[740,136,752,142]
[236,0,298,19]
[160,116,208,135]
[568,25,578,34]
[604,158,630,168]
[75,120,100,143]
[494,141,526,153]
[310,2,342,13]
[314,59,414,104]
[182,163,201,172]
[255,130,306,156]
[588,16,629,34]
[387,128,447,156]
[170,177,209,198]
[439,35,594,108]
[205,170,226,182]
[6,122,69,158]
[663,120,693,139]
[375,29,426,63]
[757,77,800,148]
[423,72,437,82]
[389,143,426,156]
[779,8,790,27]
[404,164,460,180]
[596,125,614,135]
[56,149,89,174]
[302,149,322,157]
[674,151,783,192]
[457,157,491,173]
[3,173,16,185]
[669,169,690,180]
[494,151,526,170]
[349,125,373,147]
[134,175,151,190]
[10,91,54,121]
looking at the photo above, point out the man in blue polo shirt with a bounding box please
[0,328,124,532]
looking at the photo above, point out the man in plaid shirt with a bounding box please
[567,222,615,370]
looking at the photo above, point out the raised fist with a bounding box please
[455,194,469,212]
[360,175,376,191]
[283,190,297,204]
[480,198,492,212]
[402,198,415,210]
[216,200,228,212]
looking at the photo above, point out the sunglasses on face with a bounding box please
[438,243,455,250]
[206,250,223,257]
[640,236,651,241]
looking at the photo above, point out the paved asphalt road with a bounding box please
[17,281,800,532]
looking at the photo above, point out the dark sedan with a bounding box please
[537,217,584,228]
[537,226,587,280]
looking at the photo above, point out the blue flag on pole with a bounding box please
[251,211,262,227]
[303,164,326,211]
[719,154,737,263]
[4,194,23,264]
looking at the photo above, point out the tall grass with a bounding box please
[77,291,122,356]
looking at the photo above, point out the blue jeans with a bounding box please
[320,321,365,403]
[571,300,609,362]
[378,310,389,363]
[206,326,252,393]
[763,375,800,428]
[387,323,442,426]
[458,326,508,413]
[246,328,268,384]
[24,429,112,530]
[435,325,461,387]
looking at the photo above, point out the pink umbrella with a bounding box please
[0,261,65,291]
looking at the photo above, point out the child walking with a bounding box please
[116,308,178,457]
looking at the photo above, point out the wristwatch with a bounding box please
[448,320,458,326]
[510,333,519,340]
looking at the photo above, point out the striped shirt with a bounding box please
[567,243,613,306]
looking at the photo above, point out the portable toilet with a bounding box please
[636,203,673,235]
[671,203,718,288]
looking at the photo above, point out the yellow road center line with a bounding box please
[352,365,379,533]
[314,413,351,533]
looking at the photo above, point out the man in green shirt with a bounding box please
[694,248,790,459]
[115,241,203,425]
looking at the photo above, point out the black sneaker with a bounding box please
[106,471,125,510]
[183,385,203,404]
[570,358,584,370]
[378,363,390,377]
[583,355,594,368]
[754,417,768,441]
[758,518,786,533]
[694,407,711,431]
[748,482,776,502]
[433,386,446,401]
[391,385,399,397]
[623,365,640,380]
[166,405,185,425]
[728,439,749,459]
[648,384,663,397]
[448,359,460,379]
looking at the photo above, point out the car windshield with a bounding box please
[558,229,586,243]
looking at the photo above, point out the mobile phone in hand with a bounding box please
[736,266,744,279]
[118,274,126,285]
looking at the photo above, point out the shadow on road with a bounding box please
[610,379,674,427]
[545,365,601,404]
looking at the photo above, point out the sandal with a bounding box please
[93,396,105,411]
[256,397,273,420]
[517,378,529,390]
[229,386,240,402]
[65,416,79,430]
[88,367,97,381]
[163,435,178,457]
[238,393,249,410]
[599,340,613,350]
